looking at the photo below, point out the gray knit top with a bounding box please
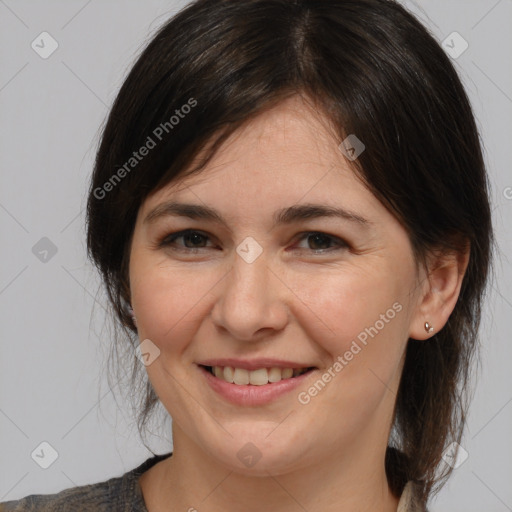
[0,452,424,511]
[0,453,172,511]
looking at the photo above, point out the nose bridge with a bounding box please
[229,246,270,302]
[227,246,270,313]
[228,234,270,301]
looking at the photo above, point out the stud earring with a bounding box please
[424,321,434,334]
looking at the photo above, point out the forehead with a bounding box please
[139,96,383,223]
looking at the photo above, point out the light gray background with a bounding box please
[1,1,511,510]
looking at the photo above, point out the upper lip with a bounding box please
[197,358,316,371]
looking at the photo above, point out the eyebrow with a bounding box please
[143,201,372,228]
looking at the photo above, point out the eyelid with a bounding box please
[292,231,349,252]
[159,229,217,249]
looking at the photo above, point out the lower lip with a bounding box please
[197,365,316,406]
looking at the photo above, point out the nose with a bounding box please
[210,249,289,341]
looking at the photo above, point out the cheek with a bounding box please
[287,261,408,362]
[130,254,223,353]
[290,266,411,431]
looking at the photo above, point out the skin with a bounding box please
[129,95,469,512]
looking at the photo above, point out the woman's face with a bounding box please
[129,96,425,475]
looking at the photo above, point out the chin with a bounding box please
[202,433,310,477]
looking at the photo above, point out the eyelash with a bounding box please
[157,229,349,254]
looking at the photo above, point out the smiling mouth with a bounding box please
[200,365,317,386]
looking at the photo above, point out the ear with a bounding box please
[409,243,470,340]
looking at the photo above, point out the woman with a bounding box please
[0,0,494,510]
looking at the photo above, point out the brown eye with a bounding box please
[307,233,333,250]
[294,232,348,253]
[160,230,214,250]
[181,232,208,248]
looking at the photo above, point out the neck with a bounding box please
[140,426,400,512]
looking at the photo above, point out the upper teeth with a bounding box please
[211,366,309,385]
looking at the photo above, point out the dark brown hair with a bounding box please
[86,0,494,507]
